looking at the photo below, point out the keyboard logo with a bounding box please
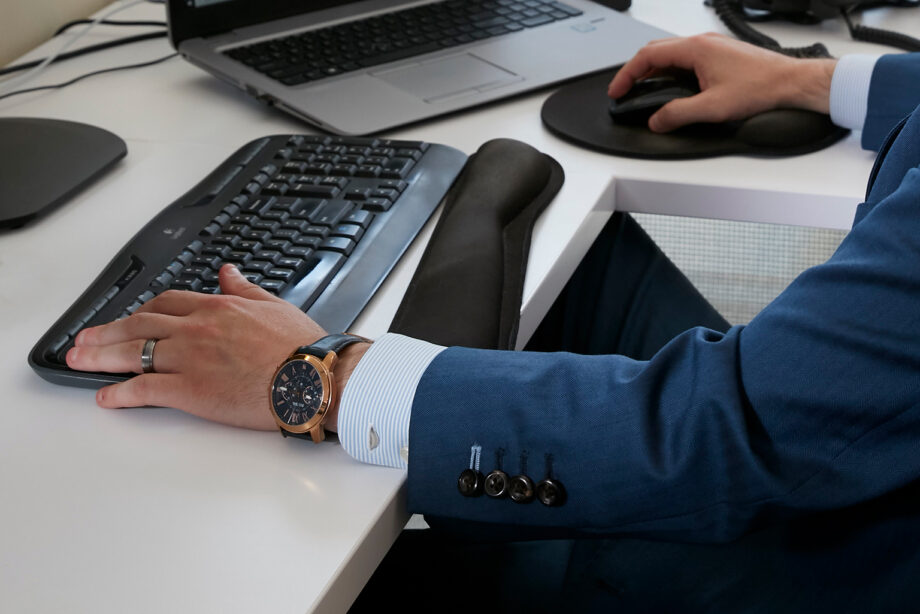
[162,226,187,240]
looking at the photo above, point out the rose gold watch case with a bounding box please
[269,352,337,442]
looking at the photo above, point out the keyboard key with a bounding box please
[262,210,290,222]
[251,220,281,232]
[355,165,381,177]
[380,157,415,178]
[320,236,356,256]
[265,267,296,282]
[259,279,286,294]
[202,244,231,258]
[224,251,253,264]
[171,276,203,292]
[273,228,300,241]
[344,209,374,228]
[520,14,553,26]
[371,188,401,201]
[345,187,372,201]
[311,200,354,226]
[329,164,357,176]
[302,225,329,238]
[254,250,283,264]
[211,234,242,248]
[283,245,314,258]
[200,223,221,237]
[243,196,277,214]
[236,240,262,252]
[363,198,392,212]
[262,238,292,252]
[194,255,223,269]
[263,182,289,196]
[242,229,273,242]
[294,235,322,250]
[332,223,365,242]
[277,256,307,270]
[290,184,339,198]
[377,179,409,192]
[243,261,275,275]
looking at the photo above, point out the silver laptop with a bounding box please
[167,0,670,135]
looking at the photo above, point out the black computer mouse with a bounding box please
[609,74,701,126]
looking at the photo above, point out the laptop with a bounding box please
[167,0,671,135]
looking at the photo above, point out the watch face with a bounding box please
[271,358,326,427]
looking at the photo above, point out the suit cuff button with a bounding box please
[536,478,566,507]
[458,469,484,497]
[484,470,509,498]
[508,475,535,503]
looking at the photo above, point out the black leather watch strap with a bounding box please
[296,333,364,360]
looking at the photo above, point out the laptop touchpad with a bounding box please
[373,54,522,103]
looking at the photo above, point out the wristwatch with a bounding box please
[269,333,365,443]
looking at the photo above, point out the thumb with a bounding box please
[218,264,285,303]
[648,91,720,133]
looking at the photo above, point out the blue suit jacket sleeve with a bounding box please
[863,53,920,150]
[407,106,920,545]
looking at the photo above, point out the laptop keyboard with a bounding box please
[223,0,584,86]
[29,134,467,388]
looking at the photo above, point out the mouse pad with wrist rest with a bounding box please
[541,69,850,159]
[390,138,564,350]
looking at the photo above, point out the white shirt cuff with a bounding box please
[337,333,446,469]
[829,54,879,131]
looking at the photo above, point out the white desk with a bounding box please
[1,2,916,612]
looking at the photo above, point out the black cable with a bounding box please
[711,0,832,57]
[0,31,168,77]
[54,19,167,36]
[0,52,178,102]
[840,8,920,51]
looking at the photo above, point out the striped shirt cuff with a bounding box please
[337,333,446,469]
[829,54,879,131]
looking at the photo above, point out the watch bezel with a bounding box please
[269,353,333,435]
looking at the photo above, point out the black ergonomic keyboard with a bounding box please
[223,0,583,86]
[29,134,467,388]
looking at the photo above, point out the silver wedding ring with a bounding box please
[141,338,158,374]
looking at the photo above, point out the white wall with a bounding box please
[0,0,111,66]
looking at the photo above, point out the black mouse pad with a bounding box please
[541,70,850,160]
[0,117,127,229]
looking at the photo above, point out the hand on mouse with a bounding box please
[65,264,370,432]
[608,33,837,132]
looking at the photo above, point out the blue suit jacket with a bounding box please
[406,54,920,543]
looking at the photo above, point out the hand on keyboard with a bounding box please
[65,265,370,431]
[29,134,465,388]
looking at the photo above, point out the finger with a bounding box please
[648,91,722,133]
[608,39,696,98]
[68,338,179,374]
[219,264,285,303]
[135,288,212,317]
[95,373,189,409]
[75,312,180,347]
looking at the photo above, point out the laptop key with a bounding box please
[357,42,440,68]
